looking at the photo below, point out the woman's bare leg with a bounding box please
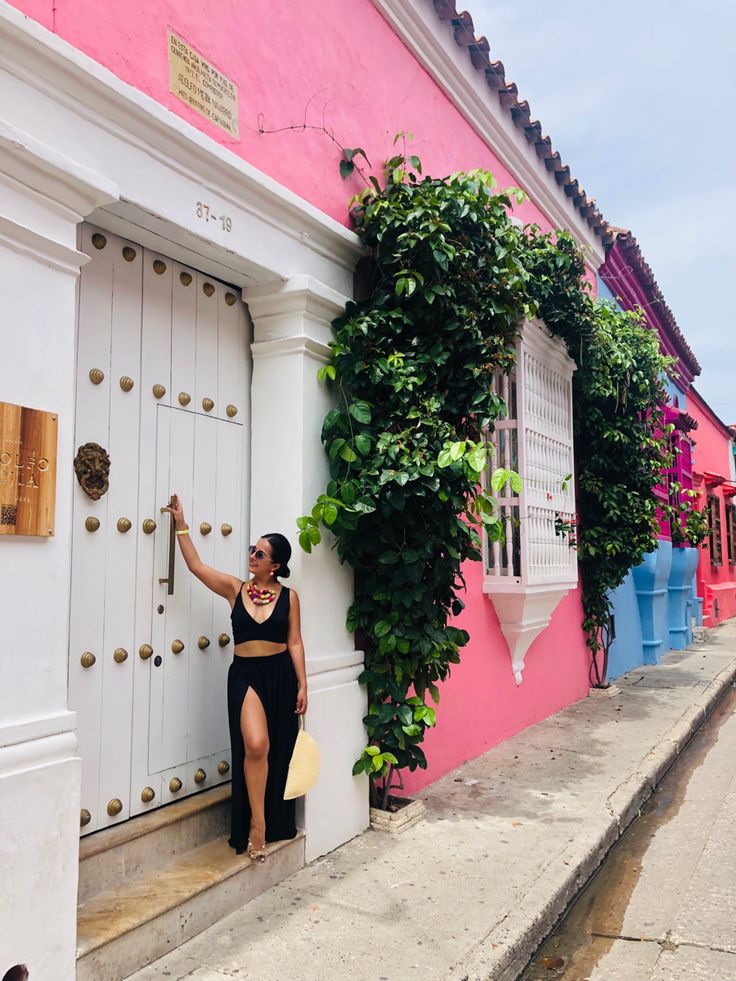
[241,687,269,848]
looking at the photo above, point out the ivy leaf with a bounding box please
[339,158,355,180]
[467,445,487,472]
[323,408,342,431]
[322,503,339,526]
[329,438,346,460]
[379,550,400,564]
[491,468,511,494]
[355,433,371,456]
[339,444,358,463]
[374,620,392,638]
[349,401,372,424]
[397,704,412,726]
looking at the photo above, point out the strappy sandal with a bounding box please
[247,838,267,863]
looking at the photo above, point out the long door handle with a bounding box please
[158,498,176,595]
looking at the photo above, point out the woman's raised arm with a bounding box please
[161,493,240,602]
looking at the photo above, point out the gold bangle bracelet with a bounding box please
[176,527,190,536]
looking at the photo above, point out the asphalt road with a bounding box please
[521,683,736,981]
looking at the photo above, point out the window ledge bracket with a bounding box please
[483,580,575,685]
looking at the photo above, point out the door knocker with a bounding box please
[74,443,111,500]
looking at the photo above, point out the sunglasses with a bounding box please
[248,544,272,561]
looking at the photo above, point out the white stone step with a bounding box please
[76,832,305,981]
[78,785,231,904]
[76,786,305,980]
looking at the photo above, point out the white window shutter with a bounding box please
[484,319,578,684]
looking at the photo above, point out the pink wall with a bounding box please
[688,388,736,624]
[404,565,591,794]
[8,0,595,782]
[9,0,555,233]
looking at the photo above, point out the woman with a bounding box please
[162,494,307,862]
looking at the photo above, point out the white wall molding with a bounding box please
[0,119,119,221]
[0,215,90,274]
[372,0,604,271]
[308,659,364,695]
[247,275,348,324]
[0,1,362,292]
[0,729,78,779]
[0,709,77,749]
[250,335,332,365]
[247,276,348,361]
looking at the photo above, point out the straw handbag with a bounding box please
[284,715,320,800]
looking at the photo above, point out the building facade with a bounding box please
[688,388,736,626]
[0,1,659,978]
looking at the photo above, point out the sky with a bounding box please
[468,0,736,421]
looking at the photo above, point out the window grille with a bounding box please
[726,503,736,565]
[482,319,578,684]
[708,494,723,566]
[484,320,577,588]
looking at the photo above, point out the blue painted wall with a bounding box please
[632,541,674,665]
[607,571,646,679]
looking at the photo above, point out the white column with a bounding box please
[0,121,117,980]
[246,276,368,861]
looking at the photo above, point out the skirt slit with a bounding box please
[226,650,299,854]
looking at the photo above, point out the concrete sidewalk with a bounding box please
[126,621,736,981]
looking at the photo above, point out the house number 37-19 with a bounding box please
[195,201,232,232]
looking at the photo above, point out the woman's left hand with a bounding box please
[296,685,308,715]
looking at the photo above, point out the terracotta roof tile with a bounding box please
[608,229,701,377]
[429,0,614,246]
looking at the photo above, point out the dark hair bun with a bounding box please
[263,532,292,579]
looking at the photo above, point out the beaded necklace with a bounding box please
[246,579,278,606]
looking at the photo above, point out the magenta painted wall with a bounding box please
[7,0,595,785]
[688,388,736,624]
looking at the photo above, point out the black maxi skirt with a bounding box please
[226,650,300,853]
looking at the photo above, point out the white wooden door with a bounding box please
[70,225,250,834]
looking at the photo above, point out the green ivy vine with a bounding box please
[298,141,678,803]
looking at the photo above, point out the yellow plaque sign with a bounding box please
[0,402,58,537]
[168,32,239,138]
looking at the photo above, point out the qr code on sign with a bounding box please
[1,504,17,526]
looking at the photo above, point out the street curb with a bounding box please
[450,656,736,981]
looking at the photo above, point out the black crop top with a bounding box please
[231,583,290,646]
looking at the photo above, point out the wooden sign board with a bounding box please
[0,402,58,537]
